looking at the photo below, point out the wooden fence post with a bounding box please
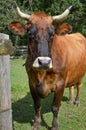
[0,33,14,130]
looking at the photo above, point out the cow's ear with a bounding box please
[55,23,72,35]
[8,21,27,36]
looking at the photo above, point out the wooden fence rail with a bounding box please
[0,33,14,130]
[11,45,28,59]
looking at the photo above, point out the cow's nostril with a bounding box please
[33,57,52,69]
[38,58,43,65]
[38,58,51,66]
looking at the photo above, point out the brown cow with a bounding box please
[8,5,86,130]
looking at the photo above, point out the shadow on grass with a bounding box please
[12,92,68,129]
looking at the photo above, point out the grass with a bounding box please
[10,59,86,130]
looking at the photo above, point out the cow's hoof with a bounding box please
[32,125,40,130]
[68,99,74,105]
[74,100,80,106]
[68,99,74,104]
[51,127,60,130]
[32,122,40,130]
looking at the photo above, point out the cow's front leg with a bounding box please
[51,81,65,130]
[31,90,41,130]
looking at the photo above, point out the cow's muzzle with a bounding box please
[33,57,52,70]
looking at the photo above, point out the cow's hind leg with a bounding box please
[68,86,74,104]
[31,91,41,130]
[74,82,82,106]
[51,81,65,130]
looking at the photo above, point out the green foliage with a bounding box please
[0,0,28,46]
[0,0,16,33]
[0,0,86,46]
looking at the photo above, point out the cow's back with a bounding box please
[52,33,86,86]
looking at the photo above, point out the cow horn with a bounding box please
[52,6,72,21]
[16,6,31,20]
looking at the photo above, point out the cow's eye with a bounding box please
[29,25,37,34]
[48,27,55,39]
[28,31,34,38]
[28,25,37,39]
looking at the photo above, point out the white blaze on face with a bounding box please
[33,57,52,69]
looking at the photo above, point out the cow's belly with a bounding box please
[65,70,86,87]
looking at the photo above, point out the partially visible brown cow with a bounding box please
[8,5,86,130]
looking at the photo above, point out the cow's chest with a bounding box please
[36,71,58,98]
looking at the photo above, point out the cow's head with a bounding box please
[8,5,72,71]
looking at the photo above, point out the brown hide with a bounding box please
[29,12,53,25]
[26,32,86,98]
[51,33,86,86]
